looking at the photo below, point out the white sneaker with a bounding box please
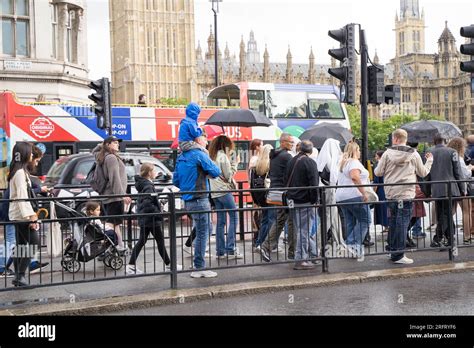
[272,246,283,253]
[183,245,192,255]
[165,264,183,271]
[393,256,414,265]
[190,270,217,278]
[126,264,143,275]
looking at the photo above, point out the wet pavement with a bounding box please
[111,271,474,315]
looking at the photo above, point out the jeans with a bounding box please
[255,209,270,247]
[410,217,422,236]
[185,198,211,270]
[263,208,295,256]
[388,201,413,261]
[310,214,318,257]
[213,193,238,256]
[0,223,16,270]
[290,203,315,261]
[339,197,371,256]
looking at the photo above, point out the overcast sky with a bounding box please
[87,0,474,80]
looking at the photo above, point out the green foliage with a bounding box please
[158,97,189,106]
[346,106,441,152]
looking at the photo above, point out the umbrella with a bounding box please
[171,124,224,149]
[205,109,273,128]
[401,120,462,143]
[299,122,353,150]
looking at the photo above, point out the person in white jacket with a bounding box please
[8,142,39,287]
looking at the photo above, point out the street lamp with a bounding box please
[210,0,222,88]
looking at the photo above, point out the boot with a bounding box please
[406,237,417,248]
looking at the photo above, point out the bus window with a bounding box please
[309,99,345,119]
[234,141,249,171]
[248,90,265,114]
[268,91,307,118]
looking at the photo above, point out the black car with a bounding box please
[44,152,174,212]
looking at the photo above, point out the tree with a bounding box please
[158,97,189,106]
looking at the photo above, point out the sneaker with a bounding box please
[165,264,183,271]
[363,240,375,247]
[126,264,143,275]
[413,233,427,239]
[310,259,322,265]
[259,247,271,262]
[228,251,244,259]
[29,262,49,274]
[253,245,261,253]
[393,256,414,265]
[183,245,192,255]
[190,270,217,278]
[430,240,442,248]
[293,261,315,270]
[406,238,417,248]
[0,268,15,278]
[271,246,283,253]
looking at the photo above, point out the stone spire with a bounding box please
[224,42,230,59]
[206,25,215,60]
[196,41,202,62]
[239,36,246,81]
[373,49,379,65]
[309,47,315,84]
[263,45,269,82]
[286,46,293,83]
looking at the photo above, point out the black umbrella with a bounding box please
[205,109,273,127]
[299,122,353,149]
[401,120,462,143]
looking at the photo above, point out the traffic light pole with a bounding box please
[360,29,369,168]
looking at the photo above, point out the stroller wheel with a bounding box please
[66,259,81,273]
[109,256,123,271]
[61,256,73,270]
[103,254,112,267]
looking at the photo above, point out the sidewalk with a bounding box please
[0,247,473,315]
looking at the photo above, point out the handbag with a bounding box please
[365,186,379,203]
[419,174,431,198]
[47,202,63,257]
[266,156,303,206]
[26,174,39,213]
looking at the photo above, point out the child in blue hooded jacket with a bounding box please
[179,102,204,152]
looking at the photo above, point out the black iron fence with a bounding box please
[1,180,473,291]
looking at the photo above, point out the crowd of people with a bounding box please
[2,100,473,286]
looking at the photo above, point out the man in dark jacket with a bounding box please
[429,133,465,248]
[285,140,319,270]
[173,135,221,278]
[260,133,295,262]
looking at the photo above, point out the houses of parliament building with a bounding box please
[109,0,473,134]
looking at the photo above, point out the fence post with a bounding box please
[447,181,455,261]
[238,181,245,241]
[320,187,329,272]
[168,191,178,289]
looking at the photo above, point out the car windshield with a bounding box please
[45,158,69,181]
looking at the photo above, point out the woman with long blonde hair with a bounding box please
[251,144,273,249]
[447,137,473,244]
[335,141,371,259]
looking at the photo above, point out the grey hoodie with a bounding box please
[92,145,127,204]
[374,145,432,200]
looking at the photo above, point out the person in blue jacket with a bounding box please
[178,102,204,152]
[173,134,221,278]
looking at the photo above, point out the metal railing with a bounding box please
[1,180,473,291]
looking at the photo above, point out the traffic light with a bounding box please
[88,77,111,130]
[368,65,384,105]
[384,84,400,104]
[460,25,474,73]
[328,24,356,104]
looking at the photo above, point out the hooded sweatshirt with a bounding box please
[268,148,293,188]
[134,175,161,227]
[374,145,432,200]
[179,102,203,142]
[92,144,127,204]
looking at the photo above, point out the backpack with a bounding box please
[85,160,108,194]
[250,169,268,207]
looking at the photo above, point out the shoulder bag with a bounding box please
[266,156,304,206]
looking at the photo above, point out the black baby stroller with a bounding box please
[58,202,124,273]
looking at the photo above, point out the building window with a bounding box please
[445,109,449,120]
[422,90,431,103]
[1,0,30,57]
[146,29,152,63]
[399,32,405,55]
[460,107,465,125]
[51,4,57,58]
[165,28,170,63]
[444,88,449,102]
[459,87,464,101]
[172,29,177,64]
[153,29,159,63]
[444,64,448,78]
[403,91,410,103]
[66,9,74,62]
